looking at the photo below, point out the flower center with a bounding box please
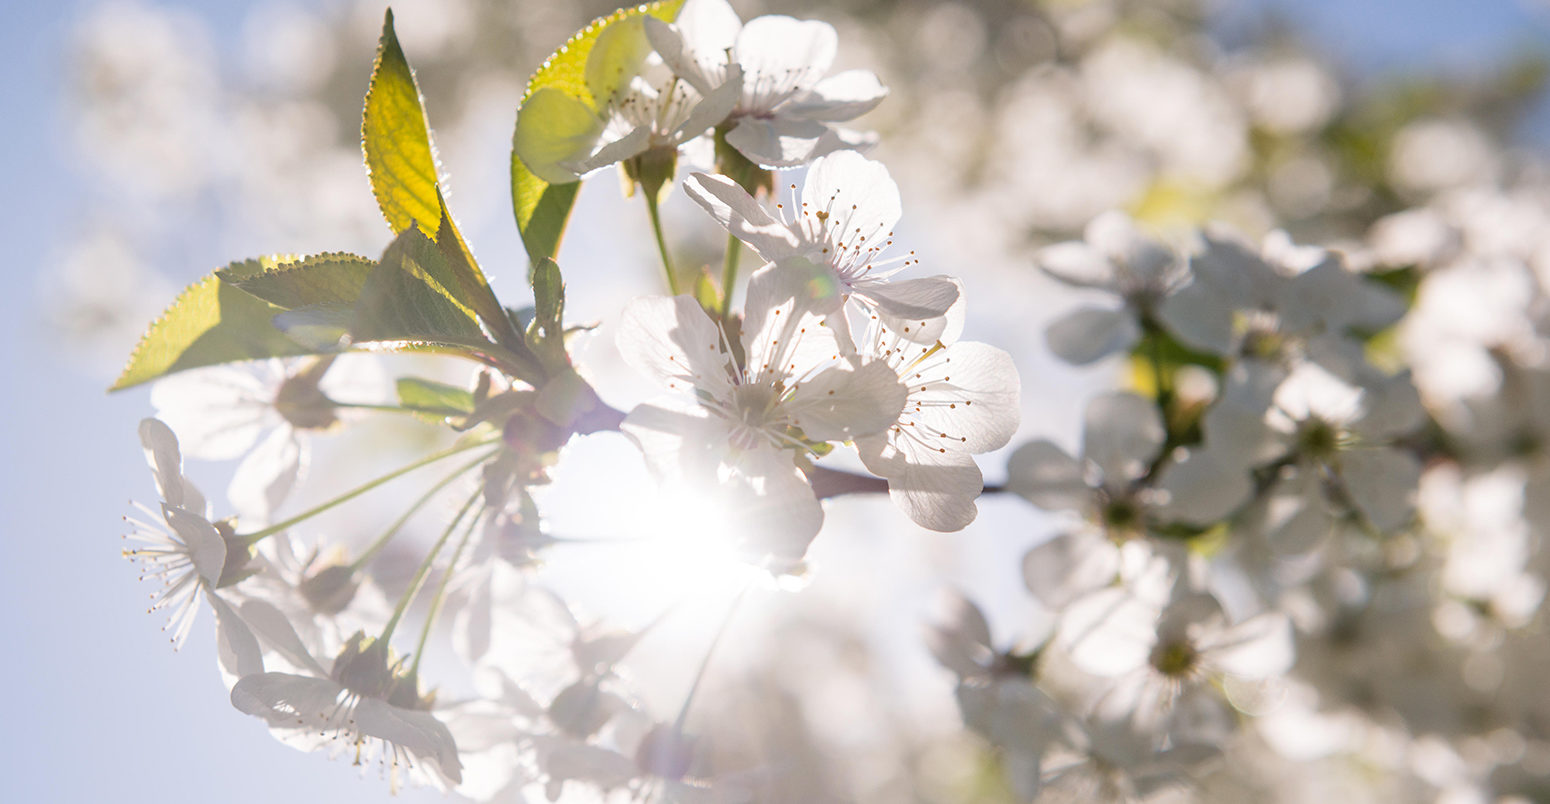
[1150,637,1199,679]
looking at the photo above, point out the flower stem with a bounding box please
[239,437,499,545]
[644,192,680,295]
[409,498,485,675]
[330,401,473,418]
[349,449,497,572]
[672,583,749,733]
[380,485,483,644]
[719,230,740,320]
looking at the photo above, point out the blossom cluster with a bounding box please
[84,0,1550,801]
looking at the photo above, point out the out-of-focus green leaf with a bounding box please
[510,1,684,266]
[111,274,328,391]
[217,253,375,310]
[397,377,477,415]
[363,9,440,236]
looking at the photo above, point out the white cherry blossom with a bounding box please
[644,0,886,167]
[685,150,959,341]
[1038,211,1188,365]
[616,263,906,571]
[151,356,380,522]
[851,294,1020,530]
[230,631,463,788]
[514,17,745,184]
[124,418,259,659]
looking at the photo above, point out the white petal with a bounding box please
[1353,370,1426,440]
[513,87,605,184]
[724,116,839,167]
[150,367,270,459]
[165,504,226,586]
[139,418,188,508]
[1059,587,1158,677]
[925,591,994,677]
[1341,447,1421,532]
[784,69,887,121]
[802,150,901,254]
[237,597,328,676]
[683,172,800,260]
[1038,242,1118,289]
[1083,391,1165,488]
[1254,469,1333,554]
[733,16,836,102]
[228,426,303,522]
[620,399,728,483]
[230,672,342,725]
[855,276,959,323]
[1274,361,1364,426]
[1204,611,1294,679]
[617,294,735,398]
[1005,440,1088,512]
[1022,532,1120,610]
[725,445,823,570]
[354,697,464,784]
[1156,280,1236,356]
[644,18,718,97]
[1190,232,1278,309]
[1153,447,1252,525]
[881,441,984,531]
[905,341,1021,453]
[209,591,265,680]
[674,0,741,55]
[1044,306,1139,365]
[666,62,744,145]
[786,359,905,441]
[742,259,848,382]
[1203,361,1288,465]
[566,125,652,175]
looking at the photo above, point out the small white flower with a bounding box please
[616,264,906,570]
[926,592,1063,801]
[1060,589,1292,733]
[514,22,745,184]
[645,0,887,167]
[1008,392,1251,536]
[230,631,463,788]
[1157,229,1405,362]
[1038,211,1188,365]
[1205,359,1425,534]
[686,150,959,341]
[124,418,257,653]
[236,532,393,667]
[850,296,1020,530]
[151,356,378,522]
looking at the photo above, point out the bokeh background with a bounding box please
[6,0,1550,801]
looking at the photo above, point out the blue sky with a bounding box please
[2,0,1548,801]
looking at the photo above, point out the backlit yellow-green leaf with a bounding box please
[363,9,440,236]
[111,273,330,391]
[217,252,375,310]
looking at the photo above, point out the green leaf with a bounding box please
[111,273,329,391]
[353,225,494,350]
[363,9,440,236]
[431,197,532,360]
[363,14,536,375]
[217,253,375,309]
[531,257,565,341]
[510,1,684,266]
[396,377,477,415]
